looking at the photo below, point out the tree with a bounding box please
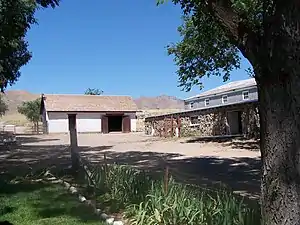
[0,0,59,92]
[0,94,8,117]
[160,0,300,224]
[84,88,104,95]
[17,98,41,134]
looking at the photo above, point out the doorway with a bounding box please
[102,114,131,134]
[108,115,123,132]
[227,111,242,135]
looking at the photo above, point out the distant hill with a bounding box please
[134,95,185,110]
[2,90,39,113]
[1,91,185,113]
[0,91,185,126]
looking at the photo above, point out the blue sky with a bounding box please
[8,0,251,99]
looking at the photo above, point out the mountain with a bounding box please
[134,95,185,110]
[1,91,185,113]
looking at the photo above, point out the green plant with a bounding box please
[80,162,261,224]
[126,178,261,225]
[84,88,103,95]
[17,98,41,133]
[82,163,153,211]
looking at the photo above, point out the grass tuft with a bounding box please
[80,162,261,225]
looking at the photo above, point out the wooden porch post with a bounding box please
[164,117,167,138]
[177,116,181,138]
[171,116,174,138]
[68,114,79,172]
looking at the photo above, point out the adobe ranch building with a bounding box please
[145,78,260,138]
[40,94,138,134]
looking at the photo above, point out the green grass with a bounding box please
[0,180,106,225]
[79,163,261,225]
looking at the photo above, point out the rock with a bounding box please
[78,195,86,202]
[69,186,77,194]
[113,221,124,225]
[63,181,71,189]
[106,218,114,224]
[100,213,108,220]
[94,208,101,215]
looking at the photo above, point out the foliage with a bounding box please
[126,179,260,225]
[158,0,278,90]
[81,162,261,224]
[84,88,104,95]
[17,98,41,123]
[81,163,153,212]
[0,94,8,117]
[167,15,240,91]
[0,0,59,92]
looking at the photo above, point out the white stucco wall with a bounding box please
[76,113,103,133]
[47,112,69,133]
[47,111,137,133]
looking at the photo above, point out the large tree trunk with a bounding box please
[258,74,300,224]
[250,1,300,224]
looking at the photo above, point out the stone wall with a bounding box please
[180,110,228,137]
[145,102,260,138]
[241,105,260,139]
[136,109,182,132]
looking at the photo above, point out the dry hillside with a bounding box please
[2,90,39,113]
[134,95,184,109]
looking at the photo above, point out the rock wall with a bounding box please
[241,105,260,139]
[145,103,260,138]
[180,110,227,137]
[136,109,182,132]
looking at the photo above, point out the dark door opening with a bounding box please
[108,115,123,132]
[227,111,242,135]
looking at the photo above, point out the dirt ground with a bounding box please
[0,132,261,200]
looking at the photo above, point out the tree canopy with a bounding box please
[167,15,241,91]
[0,0,59,92]
[84,88,104,95]
[17,98,41,123]
[0,94,8,117]
[161,0,297,89]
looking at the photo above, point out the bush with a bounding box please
[81,162,261,225]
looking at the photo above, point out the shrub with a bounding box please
[81,162,261,225]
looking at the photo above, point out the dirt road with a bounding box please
[1,132,261,199]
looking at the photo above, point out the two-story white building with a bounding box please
[145,78,260,138]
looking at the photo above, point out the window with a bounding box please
[190,116,199,125]
[190,102,194,109]
[242,91,249,100]
[222,95,228,104]
[205,98,210,106]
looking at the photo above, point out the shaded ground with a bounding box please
[0,133,261,200]
[0,179,105,225]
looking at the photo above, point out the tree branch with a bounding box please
[205,0,260,66]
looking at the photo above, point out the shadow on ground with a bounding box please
[183,136,260,151]
[0,136,261,200]
[16,135,61,144]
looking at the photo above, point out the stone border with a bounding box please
[43,175,124,225]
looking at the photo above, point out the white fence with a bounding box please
[1,124,17,134]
